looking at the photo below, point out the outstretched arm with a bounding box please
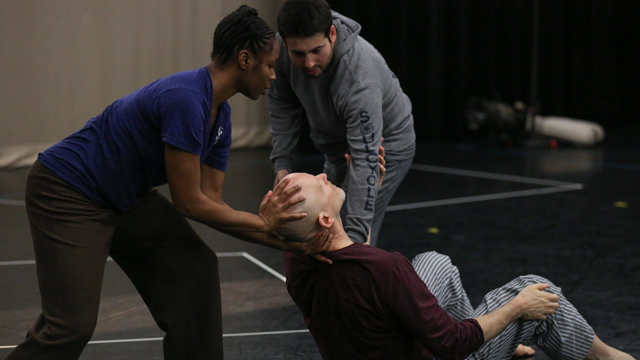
[474,283,560,343]
[268,38,303,182]
[345,140,386,244]
[337,81,384,244]
[166,144,332,262]
[344,139,386,187]
[166,144,304,234]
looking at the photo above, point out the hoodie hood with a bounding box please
[330,11,361,62]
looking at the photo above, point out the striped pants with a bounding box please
[411,252,595,360]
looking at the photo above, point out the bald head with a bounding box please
[276,173,345,242]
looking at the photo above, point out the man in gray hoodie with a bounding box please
[268,0,416,246]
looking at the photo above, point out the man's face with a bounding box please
[285,173,345,214]
[240,39,279,100]
[284,25,337,78]
[313,173,346,208]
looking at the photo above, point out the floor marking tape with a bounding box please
[223,329,309,337]
[241,252,286,282]
[411,163,580,187]
[0,199,25,206]
[387,185,582,212]
[0,260,35,266]
[0,251,293,349]
[0,251,279,276]
[0,330,310,349]
[386,164,584,211]
[1,165,583,214]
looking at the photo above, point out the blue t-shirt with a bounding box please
[38,66,232,211]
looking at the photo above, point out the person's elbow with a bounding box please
[424,325,483,360]
[171,193,205,220]
[172,199,194,219]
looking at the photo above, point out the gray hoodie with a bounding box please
[269,11,415,243]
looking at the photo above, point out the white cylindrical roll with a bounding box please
[532,116,605,146]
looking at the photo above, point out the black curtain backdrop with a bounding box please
[328,0,640,142]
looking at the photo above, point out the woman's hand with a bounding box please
[280,229,333,264]
[258,177,306,232]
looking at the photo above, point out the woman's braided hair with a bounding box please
[211,5,276,64]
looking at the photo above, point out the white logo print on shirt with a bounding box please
[214,127,224,145]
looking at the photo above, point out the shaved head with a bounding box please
[277,173,345,242]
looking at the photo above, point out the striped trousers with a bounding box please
[411,252,595,360]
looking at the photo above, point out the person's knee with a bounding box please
[517,274,552,285]
[411,251,452,269]
[191,246,219,275]
[203,248,219,273]
[59,316,98,345]
[515,275,562,295]
[411,251,458,284]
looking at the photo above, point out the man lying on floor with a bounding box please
[276,172,635,360]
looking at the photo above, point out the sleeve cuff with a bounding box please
[274,158,293,174]
[346,228,367,244]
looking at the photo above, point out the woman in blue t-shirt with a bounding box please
[7,6,331,360]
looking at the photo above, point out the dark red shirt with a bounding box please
[285,243,484,360]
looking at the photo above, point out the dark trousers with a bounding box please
[6,161,223,360]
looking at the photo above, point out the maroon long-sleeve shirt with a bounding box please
[285,243,484,360]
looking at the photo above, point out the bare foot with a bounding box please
[585,335,635,360]
[513,344,536,357]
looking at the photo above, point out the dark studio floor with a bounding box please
[0,136,638,359]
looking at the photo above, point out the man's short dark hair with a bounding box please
[211,5,275,64]
[277,0,333,40]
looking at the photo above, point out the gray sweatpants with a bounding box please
[411,252,595,360]
[326,151,414,247]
